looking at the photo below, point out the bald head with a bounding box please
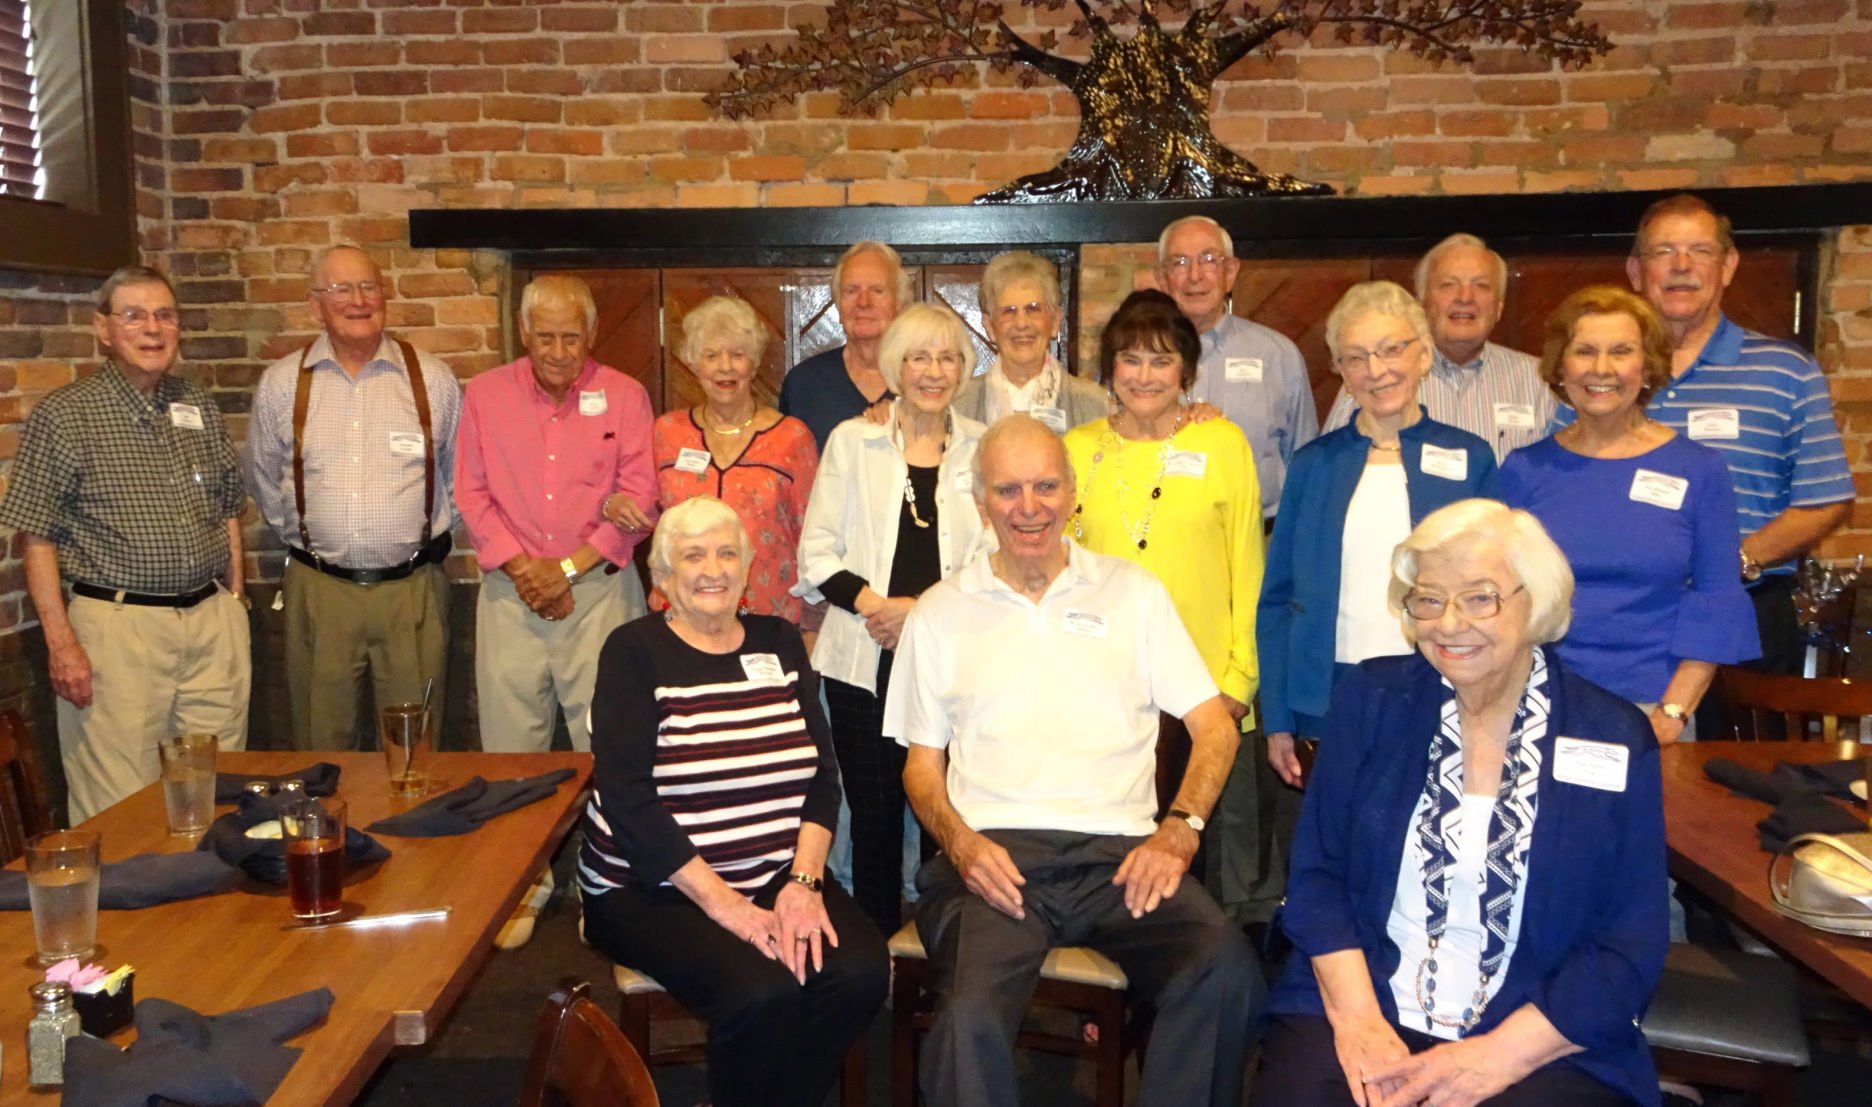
[972,415,1075,572]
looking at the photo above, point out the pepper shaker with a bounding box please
[27,980,81,1087]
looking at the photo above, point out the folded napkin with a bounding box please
[214,762,341,803]
[1703,758,1818,805]
[0,852,240,910]
[1785,758,1867,802]
[365,769,578,837]
[62,987,333,1107]
[1757,792,1868,853]
[199,792,390,885]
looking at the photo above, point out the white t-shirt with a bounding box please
[1335,460,1413,664]
[885,543,1220,837]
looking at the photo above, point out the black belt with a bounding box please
[287,534,452,586]
[71,581,218,609]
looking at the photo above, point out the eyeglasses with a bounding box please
[1637,243,1724,266]
[905,351,965,371]
[1402,584,1526,622]
[106,308,181,329]
[1164,252,1228,273]
[312,281,385,301]
[1335,336,1418,375]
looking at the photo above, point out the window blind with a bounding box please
[0,0,43,198]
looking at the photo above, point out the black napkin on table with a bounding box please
[213,762,341,803]
[365,769,577,838]
[1785,757,1866,801]
[198,791,390,885]
[62,987,334,1107]
[0,852,240,910]
[1757,792,1869,853]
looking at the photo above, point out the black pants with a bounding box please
[825,651,926,934]
[582,870,888,1107]
[1698,574,1801,738]
[1255,1014,1633,1106]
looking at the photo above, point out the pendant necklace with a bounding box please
[1072,407,1183,551]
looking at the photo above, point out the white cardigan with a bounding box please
[794,405,989,693]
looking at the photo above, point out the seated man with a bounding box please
[885,414,1264,1107]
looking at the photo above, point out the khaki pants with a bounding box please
[283,558,449,752]
[475,567,644,752]
[58,589,251,824]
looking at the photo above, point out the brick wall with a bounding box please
[4,0,1872,729]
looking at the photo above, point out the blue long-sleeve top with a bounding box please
[1498,434,1760,703]
[1256,410,1498,735]
[1273,652,1668,1107]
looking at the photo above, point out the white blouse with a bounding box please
[1335,460,1413,664]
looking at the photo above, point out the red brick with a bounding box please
[930,124,1012,152]
[383,11,456,37]
[446,126,525,153]
[649,156,724,183]
[709,6,787,32]
[248,103,324,133]
[482,95,561,124]
[249,44,321,74]
[433,70,505,95]
[484,39,562,66]
[325,42,400,69]
[523,130,605,156]
[729,155,806,182]
[354,71,430,98]
[680,127,754,153]
[327,101,401,127]
[281,190,356,217]
[226,17,297,44]
[563,38,638,65]
[338,217,407,245]
[1474,79,1561,106]
[368,130,446,157]
[278,73,352,101]
[406,42,480,68]
[626,5,707,33]
[462,9,537,35]
[405,98,481,125]
[286,131,360,159]
[507,71,584,97]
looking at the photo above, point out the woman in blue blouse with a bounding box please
[1499,286,1758,742]
[1258,499,1667,1107]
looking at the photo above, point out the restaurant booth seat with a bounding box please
[522,977,659,1107]
[1643,943,1809,1107]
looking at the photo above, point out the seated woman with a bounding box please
[1258,499,1667,1107]
[953,250,1107,431]
[577,496,887,1107]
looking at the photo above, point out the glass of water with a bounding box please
[158,733,218,836]
[26,830,100,966]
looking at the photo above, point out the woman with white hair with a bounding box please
[794,302,989,934]
[578,496,886,1107]
[953,250,1107,431]
[1257,498,1667,1107]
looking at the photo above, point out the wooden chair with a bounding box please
[1715,666,1872,742]
[520,978,659,1107]
[0,709,55,863]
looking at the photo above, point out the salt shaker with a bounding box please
[27,980,80,1087]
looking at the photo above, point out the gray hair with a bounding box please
[1388,499,1574,647]
[309,244,381,286]
[96,265,177,314]
[681,295,769,367]
[970,413,1074,505]
[1414,234,1509,302]
[647,496,752,585]
[831,240,915,308]
[1324,281,1433,365]
[877,302,976,394]
[1156,215,1235,267]
[977,251,1062,317]
[519,274,597,336]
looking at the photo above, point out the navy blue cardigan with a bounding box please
[1257,412,1498,734]
[1272,652,1667,1107]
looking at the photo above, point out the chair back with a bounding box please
[0,710,54,862]
[520,978,659,1107]
[1716,666,1872,742]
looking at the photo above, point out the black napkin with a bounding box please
[1704,758,1818,805]
[0,852,240,911]
[62,987,333,1107]
[198,792,390,885]
[1758,792,1868,853]
[1785,758,1866,801]
[365,769,577,837]
[213,762,341,803]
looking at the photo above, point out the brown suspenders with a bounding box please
[291,337,435,560]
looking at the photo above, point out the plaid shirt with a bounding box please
[0,363,243,592]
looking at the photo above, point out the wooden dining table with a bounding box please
[1661,739,1872,1009]
[0,750,592,1106]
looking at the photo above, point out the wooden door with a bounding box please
[661,270,796,413]
[1231,258,1378,422]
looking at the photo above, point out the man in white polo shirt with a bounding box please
[886,415,1262,1107]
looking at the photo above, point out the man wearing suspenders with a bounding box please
[248,245,463,751]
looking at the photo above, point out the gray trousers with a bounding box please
[914,828,1265,1107]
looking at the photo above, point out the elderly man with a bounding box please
[248,245,463,750]
[887,415,1263,1107]
[0,267,250,821]
[1323,233,1553,460]
[780,240,910,449]
[1157,215,1316,523]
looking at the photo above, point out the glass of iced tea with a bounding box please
[26,830,100,965]
[282,797,346,920]
[380,703,431,799]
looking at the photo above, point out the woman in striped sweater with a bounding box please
[577,496,887,1107]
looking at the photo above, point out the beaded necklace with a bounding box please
[898,410,951,529]
[1071,408,1185,551]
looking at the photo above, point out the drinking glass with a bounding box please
[282,797,346,920]
[380,702,431,798]
[158,732,217,836]
[26,830,100,965]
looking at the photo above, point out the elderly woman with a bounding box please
[953,250,1107,431]
[781,241,912,450]
[795,302,989,934]
[1257,499,1667,1107]
[578,496,886,1107]
[1500,286,1757,743]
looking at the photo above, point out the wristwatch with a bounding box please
[1739,547,1762,583]
[1167,808,1206,833]
[1659,703,1689,723]
[789,871,824,893]
[559,556,579,582]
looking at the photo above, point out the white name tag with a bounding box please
[578,390,607,416]
[674,447,711,475]
[953,469,973,494]
[168,403,204,430]
[1629,469,1688,511]
[388,431,425,457]
[1031,406,1067,433]
[1061,611,1107,639]
[1225,357,1263,383]
[1164,449,1207,479]
[1492,402,1536,430]
[1552,736,1629,792]
[1420,443,1468,480]
[740,653,785,683]
[1687,408,1740,440]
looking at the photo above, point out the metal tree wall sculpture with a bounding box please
[709,0,1611,203]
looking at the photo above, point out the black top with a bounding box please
[821,463,943,613]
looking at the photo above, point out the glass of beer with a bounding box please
[282,797,346,920]
[26,830,100,965]
[158,732,217,836]
[380,702,431,798]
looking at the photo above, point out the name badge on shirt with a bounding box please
[578,390,607,416]
[740,652,785,683]
[168,403,204,430]
[1629,469,1688,511]
[1225,357,1263,383]
[953,469,973,494]
[1419,443,1468,481]
[1164,449,1208,479]
[1687,408,1740,441]
[674,447,711,475]
[1061,611,1108,639]
[1552,736,1629,792]
[1031,406,1068,433]
[1492,402,1536,430]
[388,431,425,457]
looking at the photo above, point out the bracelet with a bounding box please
[789,870,823,893]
